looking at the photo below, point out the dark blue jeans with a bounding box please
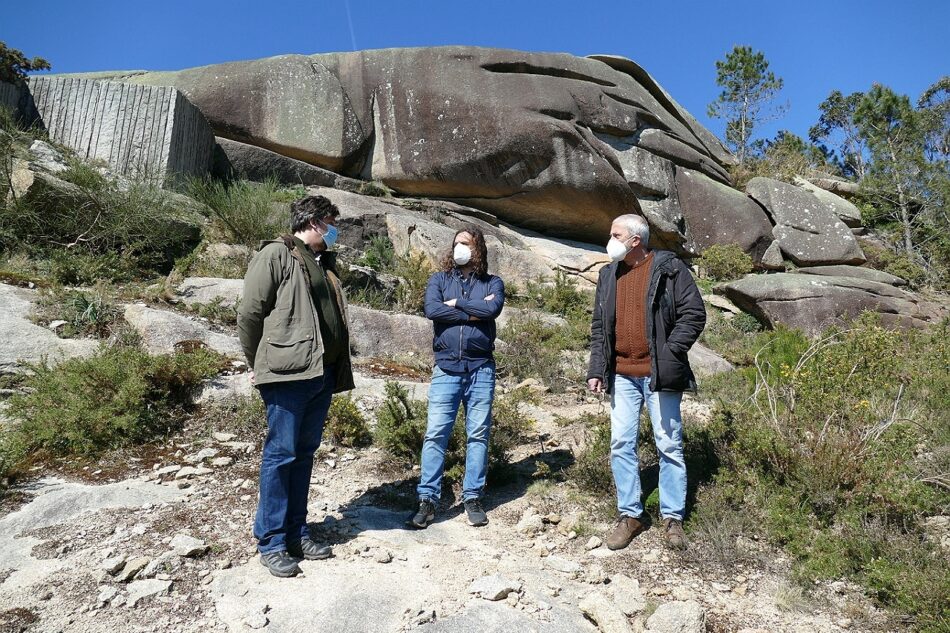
[253,368,335,553]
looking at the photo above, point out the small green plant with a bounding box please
[325,394,372,447]
[32,283,121,339]
[569,412,614,495]
[359,235,396,271]
[185,297,240,326]
[1,346,225,482]
[697,244,754,281]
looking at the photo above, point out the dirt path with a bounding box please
[0,384,881,633]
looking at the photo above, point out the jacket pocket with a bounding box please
[264,334,314,373]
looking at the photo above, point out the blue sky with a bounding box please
[5,0,948,149]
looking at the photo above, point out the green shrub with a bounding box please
[392,251,434,314]
[0,346,225,481]
[700,314,950,629]
[1,161,202,279]
[374,381,429,464]
[697,244,753,281]
[325,394,372,447]
[186,177,287,246]
[496,311,587,391]
[860,240,929,288]
[374,380,535,486]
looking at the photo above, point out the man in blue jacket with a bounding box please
[411,225,505,529]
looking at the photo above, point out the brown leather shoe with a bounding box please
[605,515,646,550]
[662,517,687,550]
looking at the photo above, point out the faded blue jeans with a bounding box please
[417,363,495,503]
[254,368,335,553]
[610,374,686,521]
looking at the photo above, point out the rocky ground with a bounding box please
[0,374,890,633]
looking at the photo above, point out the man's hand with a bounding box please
[484,294,495,301]
[248,370,255,385]
[444,298,457,307]
[587,378,603,393]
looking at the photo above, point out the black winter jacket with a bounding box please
[587,250,706,393]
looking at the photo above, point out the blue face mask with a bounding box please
[318,222,338,249]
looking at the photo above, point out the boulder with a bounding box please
[347,305,432,360]
[606,573,646,616]
[674,168,773,261]
[687,343,733,377]
[791,265,906,286]
[745,177,865,266]
[716,273,945,335]
[0,284,99,373]
[793,176,862,227]
[759,241,785,270]
[28,76,214,184]
[808,175,860,198]
[123,304,243,357]
[645,600,705,633]
[213,137,363,191]
[177,277,244,308]
[578,591,633,633]
[80,47,733,242]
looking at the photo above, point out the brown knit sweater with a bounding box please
[614,251,654,377]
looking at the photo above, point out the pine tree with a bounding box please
[707,46,787,164]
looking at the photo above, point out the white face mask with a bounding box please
[453,243,472,265]
[606,237,632,262]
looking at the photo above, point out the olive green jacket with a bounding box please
[237,236,355,392]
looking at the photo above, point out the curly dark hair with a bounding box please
[441,225,489,277]
[290,195,340,233]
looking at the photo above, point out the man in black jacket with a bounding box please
[587,214,706,551]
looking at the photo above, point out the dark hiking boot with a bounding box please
[662,517,687,551]
[259,550,302,578]
[605,515,647,550]
[409,499,437,529]
[287,538,333,560]
[464,498,489,527]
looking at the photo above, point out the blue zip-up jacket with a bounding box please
[423,269,505,372]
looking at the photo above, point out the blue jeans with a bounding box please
[254,368,335,553]
[610,374,686,521]
[417,363,495,502]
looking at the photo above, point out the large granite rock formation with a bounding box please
[26,76,214,184]
[72,47,735,244]
[46,47,868,267]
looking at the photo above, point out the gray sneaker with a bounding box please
[287,538,333,560]
[259,550,302,577]
[464,498,489,527]
[410,499,436,529]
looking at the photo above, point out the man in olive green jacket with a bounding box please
[238,195,354,578]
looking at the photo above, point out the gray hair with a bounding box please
[612,213,650,245]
